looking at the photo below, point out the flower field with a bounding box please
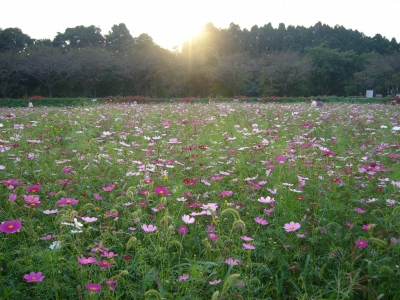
[0,102,399,299]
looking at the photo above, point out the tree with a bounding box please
[0,28,32,52]
[211,52,253,96]
[355,53,400,95]
[0,52,21,97]
[25,46,70,97]
[259,51,313,96]
[68,48,113,97]
[53,25,105,49]
[118,45,164,95]
[105,23,134,52]
[306,45,358,95]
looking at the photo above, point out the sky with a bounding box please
[2,0,400,50]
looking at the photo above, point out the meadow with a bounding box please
[0,102,399,299]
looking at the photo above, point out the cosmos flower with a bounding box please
[178,225,189,235]
[27,185,41,193]
[242,243,256,250]
[0,220,22,234]
[209,279,222,285]
[85,283,102,292]
[142,224,157,232]
[155,186,169,195]
[225,258,242,265]
[24,272,45,282]
[284,222,301,232]
[254,217,268,225]
[182,215,195,224]
[57,198,79,206]
[355,239,368,249]
[77,257,97,265]
[177,274,190,282]
[219,190,232,198]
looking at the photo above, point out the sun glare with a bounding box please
[153,21,205,50]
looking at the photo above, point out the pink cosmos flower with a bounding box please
[100,251,118,258]
[24,272,45,282]
[219,190,233,198]
[97,260,114,269]
[62,167,72,174]
[355,207,366,214]
[208,233,219,242]
[57,198,79,207]
[241,236,254,241]
[155,186,169,195]
[103,183,115,191]
[355,239,368,249]
[225,258,242,265]
[177,274,190,282]
[27,185,41,193]
[258,196,275,204]
[85,283,102,292]
[211,177,223,181]
[8,193,17,202]
[178,225,189,235]
[284,222,301,232]
[142,224,157,232]
[40,234,56,240]
[209,279,222,285]
[182,215,195,224]
[105,212,118,217]
[0,220,22,234]
[362,224,372,230]
[242,243,256,250]
[93,194,102,200]
[345,221,354,227]
[81,217,98,223]
[43,209,59,214]
[77,257,97,265]
[105,279,117,291]
[201,203,218,214]
[23,195,41,208]
[254,217,268,225]
[276,155,287,163]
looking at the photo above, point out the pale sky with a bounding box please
[2,0,399,50]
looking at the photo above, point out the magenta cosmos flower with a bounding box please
[155,186,169,196]
[142,224,157,232]
[27,185,41,193]
[57,198,79,207]
[284,222,301,232]
[24,272,45,282]
[178,225,189,235]
[355,239,368,249]
[85,283,102,292]
[0,220,22,234]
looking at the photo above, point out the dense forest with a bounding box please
[0,22,399,98]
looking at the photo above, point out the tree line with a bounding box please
[0,22,399,99]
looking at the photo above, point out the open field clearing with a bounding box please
[0,103,399,299]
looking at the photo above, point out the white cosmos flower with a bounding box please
[182,215,195,224]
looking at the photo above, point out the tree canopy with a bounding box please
[0,22,399,98]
